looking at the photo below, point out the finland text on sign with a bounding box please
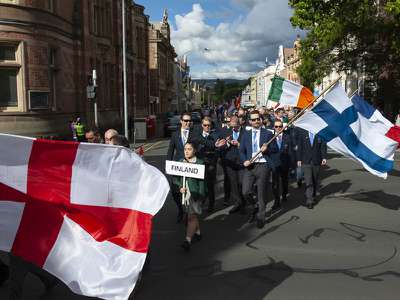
[165,160,205,179]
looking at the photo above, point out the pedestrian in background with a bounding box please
[174,142,206,251]
[104,129,119,145]
[85,128,102,143]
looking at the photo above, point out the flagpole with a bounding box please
[249,77,342,163]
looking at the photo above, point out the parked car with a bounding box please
[165,115,181,136]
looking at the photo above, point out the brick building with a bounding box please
[0,0,157,138]
[148,9,177,116]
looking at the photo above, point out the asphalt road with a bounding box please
[1,141,400,300]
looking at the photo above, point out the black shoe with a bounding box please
[193,233,202,242]
[271,203,281,212]
[307,203,314,209]
[207,206,214,213]
[282,196,288,202]
[181,240,191,251]
[223,201,230,207]
[297,181,302,188]
[256,219,265,229]
[229,206,241,214]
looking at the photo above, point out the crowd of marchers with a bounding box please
[167,106,327,251]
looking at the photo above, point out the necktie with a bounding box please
[277,135,282,150]
[233,130,239,141]
[309,132,314,146]
[252,130,258,153]
[182,130,188,145]
[203,132,208,138]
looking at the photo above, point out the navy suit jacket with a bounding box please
[297,128,327,165]
[270,132,292,169]
[218,127,245,166]
[239,127,278,168]
[167,129,193,161]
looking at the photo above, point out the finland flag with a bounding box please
[295,84,399,178]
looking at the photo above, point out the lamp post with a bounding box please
[122,0,129,139]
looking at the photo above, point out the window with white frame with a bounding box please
[0,43,21,108]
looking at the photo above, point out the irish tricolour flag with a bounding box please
[268,76,315,109]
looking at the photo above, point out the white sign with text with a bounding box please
[165,160,205,179]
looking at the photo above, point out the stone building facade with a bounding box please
[148,10,176,116]
[0,0,164,138]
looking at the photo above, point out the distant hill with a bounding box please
[192,79,248,88]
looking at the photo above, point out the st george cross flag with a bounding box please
[0,134,170,300]
[294,84,399,178]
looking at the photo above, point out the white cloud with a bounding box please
[171,1,302,79]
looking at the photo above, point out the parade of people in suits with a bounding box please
[166,107,328,239]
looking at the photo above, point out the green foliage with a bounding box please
[289,0,400,108]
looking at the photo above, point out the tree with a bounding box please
[290,0,400,113]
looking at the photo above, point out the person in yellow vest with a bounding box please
[75,118,85,142]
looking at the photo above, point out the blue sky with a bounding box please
[136,1,302,79]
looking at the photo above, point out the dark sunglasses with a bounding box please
[202,124,211,127]
[182,119,192,123]
[251,118,261,121]
[275,125,283,128]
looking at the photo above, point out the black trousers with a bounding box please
[205,163,217,209]
[242,164,271,221]
[272,166,289,203]
[225,164,245,208]
[302,164,321,204]
[220,160,231,203]
[170,176,183,215]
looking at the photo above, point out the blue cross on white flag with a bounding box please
[294,84,398,178]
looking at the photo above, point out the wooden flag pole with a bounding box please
[181,176,187,206]
[249,77,342,164]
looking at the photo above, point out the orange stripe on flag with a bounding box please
[297,87,315,109]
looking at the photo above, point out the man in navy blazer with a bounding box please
[270,120,292,210]
[167,112,194,222]
[217,115,246,214]
[297,128,327,209]
[239,110,278,228]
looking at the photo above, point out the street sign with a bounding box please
[165,160,205,179]
[87,85,96,99]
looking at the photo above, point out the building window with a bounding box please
[0,68,18,107]
[0,43,23,109]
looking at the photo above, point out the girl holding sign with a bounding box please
[174,142,207,251]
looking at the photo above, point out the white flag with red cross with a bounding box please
[0,134,169,300]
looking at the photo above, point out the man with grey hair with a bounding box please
[104,129,119,145]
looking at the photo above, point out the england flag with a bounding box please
[0,135,170,300]
[295,84,399,178]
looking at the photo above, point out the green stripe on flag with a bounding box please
[268,76,285,101]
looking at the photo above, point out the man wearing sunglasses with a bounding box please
[167,112,194,222]
[239,111,278,228]
[191,117,219,212]
[270,120,292,211]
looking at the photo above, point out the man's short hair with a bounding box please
[202,116,212,124]
[181,112,191,120]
